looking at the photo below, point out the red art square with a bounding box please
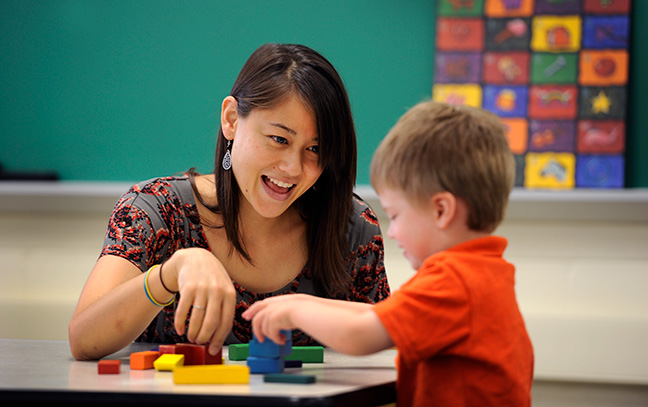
[436,18,485,51]
[528,85,578,119]
[482,52,530,84]
[577,120,625,154]
[583,0,631,14]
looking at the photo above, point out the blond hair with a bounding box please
[370,100,515,233]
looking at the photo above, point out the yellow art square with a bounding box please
[525,152,575,189]
[531,16,582,53]
[432,84,482,108]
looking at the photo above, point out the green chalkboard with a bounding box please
[0,0,434,185]
[1,1,646,187]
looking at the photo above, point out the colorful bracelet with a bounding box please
[143,265,175,307]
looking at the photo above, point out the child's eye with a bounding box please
[271,136,288,145]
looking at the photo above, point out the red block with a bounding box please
[98,359,121,374]
[158,344,178,355]
[174,343,223,365]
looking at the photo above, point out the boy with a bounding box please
[243,100,534,406]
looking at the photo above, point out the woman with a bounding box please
[68,43,389,360]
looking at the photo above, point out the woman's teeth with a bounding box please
[267,176,294,189]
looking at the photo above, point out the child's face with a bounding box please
[378,187,442,270]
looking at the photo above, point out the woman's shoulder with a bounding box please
[350,193,380,228]
[120,175,194,203]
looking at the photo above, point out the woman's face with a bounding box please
[228,93,323,219]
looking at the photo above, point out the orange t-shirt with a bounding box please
[374,236,533,407]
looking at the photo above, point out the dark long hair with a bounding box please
[189,43,357,297]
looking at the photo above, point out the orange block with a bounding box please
[98,359,121,374]
[130,350,160,370]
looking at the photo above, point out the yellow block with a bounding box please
[173,365,250,384]
[153,354,185,371]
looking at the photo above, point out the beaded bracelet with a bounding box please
[143,265,175,307]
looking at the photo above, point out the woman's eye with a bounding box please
[271,136,288,144]
[308,145,319,154]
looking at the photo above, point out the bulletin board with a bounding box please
[432,0,631,189]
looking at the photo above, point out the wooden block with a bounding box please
[228,343,249,361]
[130,350,160,370]
[247,356,284,374]
[286,346,324,363]
[264,373,316,384]
[284,359,303,368]
[249,331,292,358]
[153,354,184,371]
[173,343,223,365]
[98,359,121,374]
[173,365,250,384]
[158,344,178,355]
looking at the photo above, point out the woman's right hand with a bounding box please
[165,248,236,356]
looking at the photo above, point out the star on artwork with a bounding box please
[592,91,611,114]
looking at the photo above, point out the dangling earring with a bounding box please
[222,140,232,170]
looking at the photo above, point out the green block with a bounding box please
[286,346,324,363]
[264,373,316,384]
[228,343,249,361]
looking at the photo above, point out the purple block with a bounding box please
[434,52,481,83]
[528,121,576,152]
[247,356,285,374]
[576,155,624,188]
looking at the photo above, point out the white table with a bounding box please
[0,339,397,406]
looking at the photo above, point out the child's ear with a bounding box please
[430,191,457,230]
[221,96,239,140]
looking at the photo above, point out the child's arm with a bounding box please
[242,294,394,356]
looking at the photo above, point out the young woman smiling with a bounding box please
[68,43,390,360]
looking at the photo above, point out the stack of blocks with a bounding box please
[247,330,292,374]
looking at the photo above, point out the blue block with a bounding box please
[247,356,285,374]
[249,330,292,358]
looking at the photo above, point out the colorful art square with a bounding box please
[436,18,485,51]
[528,120,576,152]
[530,53,578,84]
[502,118,529,154]
[483,85,529,117]
[579,50,628,86]
[577,120,625,154]
[528,85,578,119]
[525,152,576,189]
[579,86,626,119]
[485,0,535,17]
[433,84,483,107]
[531,16,582,53]
[576,155,624,188]
[437,0,485,16]
[535,0,581,14]
[583,0,631,15]
[435,53,482,83]
[485,18,531,50]
[583,16,629,49]
[482,52,530,84]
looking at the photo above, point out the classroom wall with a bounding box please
[1,187,647,386]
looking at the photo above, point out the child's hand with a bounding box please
[242,294,306,345]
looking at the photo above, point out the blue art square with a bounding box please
[576,155,624,188]
[483,85,529,118]
[583,16,629,49]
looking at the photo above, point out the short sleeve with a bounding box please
[374,263,471,365]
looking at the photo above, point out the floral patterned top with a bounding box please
[100,176,390,345]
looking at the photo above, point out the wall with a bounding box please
[1,184,647,386]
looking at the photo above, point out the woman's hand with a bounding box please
[166,248,236,355]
